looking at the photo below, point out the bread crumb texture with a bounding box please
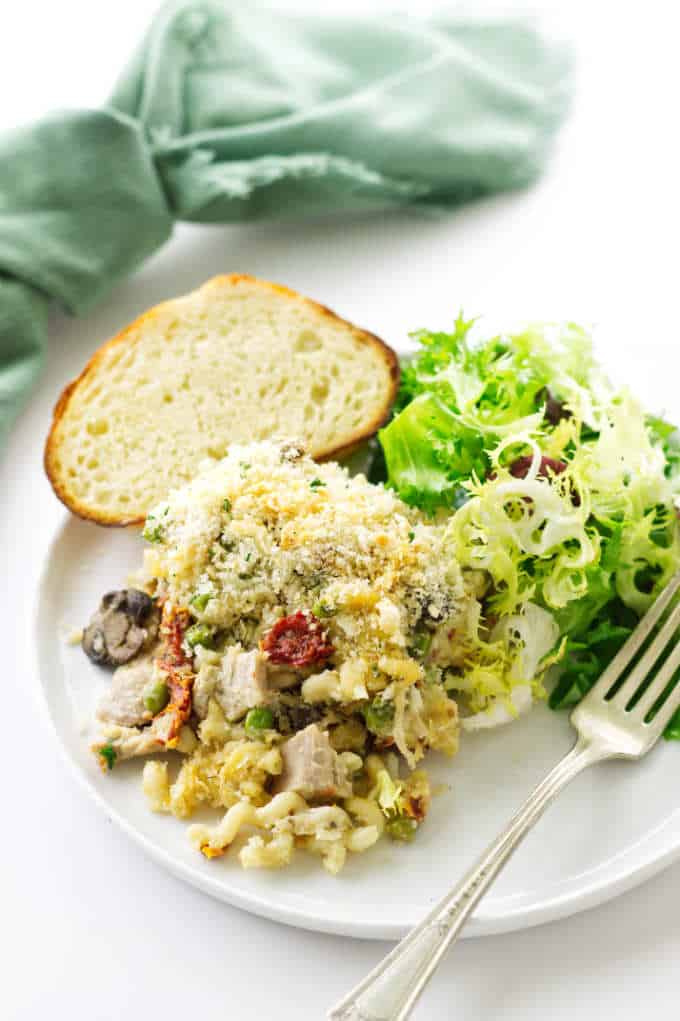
[46,275,397,521]
[144,439,468,686]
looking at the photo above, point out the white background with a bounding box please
[3,1,680,1019]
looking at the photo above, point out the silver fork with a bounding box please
[329,570,680,1021]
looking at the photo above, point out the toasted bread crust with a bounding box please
[44,274,399,526]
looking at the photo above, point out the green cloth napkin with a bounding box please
[0,1,571,448]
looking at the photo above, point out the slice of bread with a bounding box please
[44,274,399,526]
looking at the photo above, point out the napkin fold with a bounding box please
[0,0,571,448]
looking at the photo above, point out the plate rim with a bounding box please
[31,513,680,941]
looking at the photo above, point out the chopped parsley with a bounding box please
[186,623,216,648]
[142,516,164,543]
[363,697,395,736]
[309,478,326,489]
[99,744,116,771]
[222,498,232,513]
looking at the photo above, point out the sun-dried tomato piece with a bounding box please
[509,455,567,479]
[159,671,193,744]
[403,795,427,822]
[156,604,194,745]
[262,611,334,668]
[160,606,192,669]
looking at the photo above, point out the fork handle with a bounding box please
[329,735,609,1021]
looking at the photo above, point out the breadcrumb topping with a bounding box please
[143,440,469,709]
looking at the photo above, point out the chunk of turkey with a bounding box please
[92,718,197,764]
[193,646,286,722]
[275,724,352,801]
[96,646,159,727]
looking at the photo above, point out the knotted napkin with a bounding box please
[0,1,571,447]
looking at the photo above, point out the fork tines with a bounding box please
[584,570,680,731]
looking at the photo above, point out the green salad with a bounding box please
[378,316,680,738]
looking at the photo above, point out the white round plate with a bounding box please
[35,506,680,941]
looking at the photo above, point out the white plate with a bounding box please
[35,509,680,940]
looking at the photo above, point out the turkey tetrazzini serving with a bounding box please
[84,438,560,872]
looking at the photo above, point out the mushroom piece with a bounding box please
[272,699,326,735]
[82,589,159,667]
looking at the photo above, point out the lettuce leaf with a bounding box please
[664,706,680,740]
[372,770,404,818]
[647,414,680,482]
[549,601,636,709]
[447,601,564,730]
[380,394,486,513]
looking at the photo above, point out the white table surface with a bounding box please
[3,2,680,1018]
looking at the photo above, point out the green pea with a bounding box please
[386,817,418,843]
[245,707,275,733]
[99,744,117,771]
[362,697,395,736]
[186,623,216,648]
[143,680,170,715]
[312,600,335,618]
[190,591,211,612]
